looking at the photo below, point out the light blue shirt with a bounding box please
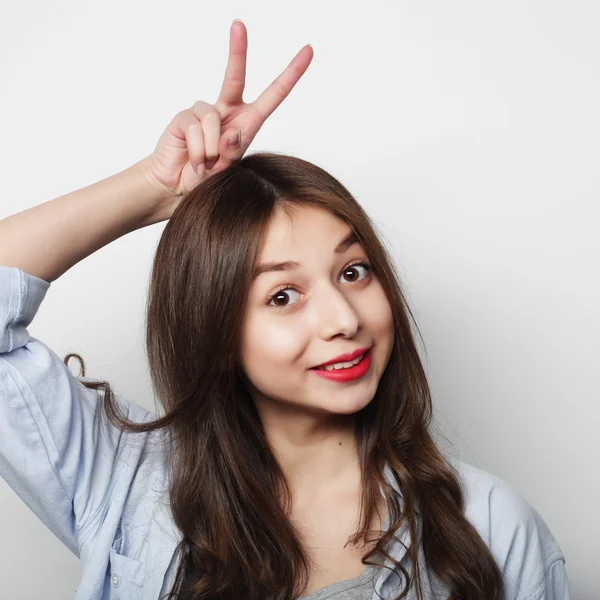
[0,265,571,599]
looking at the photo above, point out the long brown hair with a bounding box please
[64,152,504,599]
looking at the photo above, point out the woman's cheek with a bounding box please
[245,315,308,370]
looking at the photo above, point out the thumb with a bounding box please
[218,128,243,165]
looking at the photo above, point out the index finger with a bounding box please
[217,20,248,106]
[251,44,314,122]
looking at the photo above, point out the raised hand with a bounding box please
[142,20,313,207]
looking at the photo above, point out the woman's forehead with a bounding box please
[259,205,352,255]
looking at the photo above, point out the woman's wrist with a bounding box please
[132,156,182,226]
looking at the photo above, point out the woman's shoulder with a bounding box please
[445,455,570,599]
[447,456,524,520]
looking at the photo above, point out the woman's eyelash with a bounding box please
[266,261,372,308]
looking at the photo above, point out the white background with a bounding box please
[0,1,598,598]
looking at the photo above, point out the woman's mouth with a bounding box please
[310,348,372,382]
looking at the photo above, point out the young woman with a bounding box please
[0,19,570,600]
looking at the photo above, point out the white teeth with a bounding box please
[318,353,365,371]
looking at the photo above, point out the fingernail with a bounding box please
[196,164,205,177]
[205,158,216,170]
[228,130,241,147]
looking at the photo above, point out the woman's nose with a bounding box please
[313,286,361,339]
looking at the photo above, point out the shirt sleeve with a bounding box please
[531,558,572,600]
[486,478,572,600]
[0,265,153,557]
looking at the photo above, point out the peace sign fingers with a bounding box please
[217,20,313,123]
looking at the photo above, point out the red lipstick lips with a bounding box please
[311,346,371,369]
[310,347,372,382]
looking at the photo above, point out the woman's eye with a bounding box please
[266,262,372,309]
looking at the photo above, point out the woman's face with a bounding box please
[239,204,394,419]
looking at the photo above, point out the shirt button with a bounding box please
[111,573,121,588]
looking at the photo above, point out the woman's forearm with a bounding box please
[0,157,177,283]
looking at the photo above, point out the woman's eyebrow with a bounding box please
[253,231,359,280]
